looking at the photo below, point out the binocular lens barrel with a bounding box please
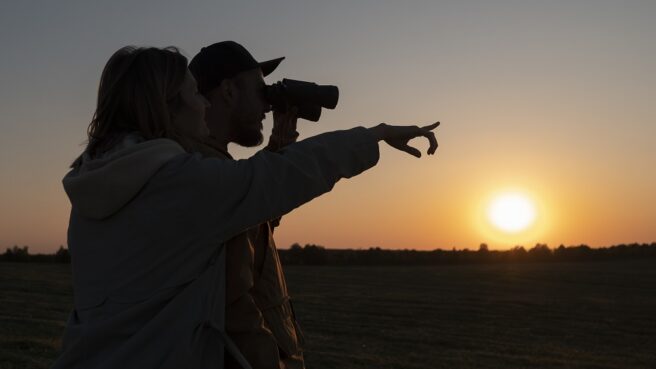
[264,78,339,122]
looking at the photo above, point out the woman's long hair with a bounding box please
[71,46,193,168]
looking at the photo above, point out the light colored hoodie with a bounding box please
[52,127,379,369]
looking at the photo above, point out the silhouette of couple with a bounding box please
[53,41,439,369]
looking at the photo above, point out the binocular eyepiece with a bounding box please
[264,79,339,122]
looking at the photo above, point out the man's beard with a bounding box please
[230,117,264,147]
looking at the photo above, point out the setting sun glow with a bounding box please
[487,193,537,233]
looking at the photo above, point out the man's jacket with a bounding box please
[190,140,305,369]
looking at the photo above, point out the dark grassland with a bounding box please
[1,260,655,368]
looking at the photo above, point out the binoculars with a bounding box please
[264,79,339,122]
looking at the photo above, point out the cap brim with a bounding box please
[259,56,285,77]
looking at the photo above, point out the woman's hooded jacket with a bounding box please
[52,127,379,369]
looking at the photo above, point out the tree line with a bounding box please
[1,245,71,263]
[277,242,656,266]
[2,242,655,266]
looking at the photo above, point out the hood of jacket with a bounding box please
[63,133,186,220]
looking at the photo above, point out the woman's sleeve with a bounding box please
[185,126,379,243]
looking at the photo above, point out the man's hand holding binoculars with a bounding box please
[265,105,299,152]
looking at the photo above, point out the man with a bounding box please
[188,41,306,369]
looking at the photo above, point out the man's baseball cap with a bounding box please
[189,41,284,95]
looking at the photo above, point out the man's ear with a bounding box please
[218,78,238,106]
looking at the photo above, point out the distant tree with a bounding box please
[282,243,304,265]
[3,245,30,262]
[509,246,527,261]
[528,243,552,261]
[511,246,526,254]
[478,243,489,252]
[303,244,327,265]
[554,244,567,260]
[571,244,592,260]
[54,245,71,263]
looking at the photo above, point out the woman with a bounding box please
[53,46,439,369]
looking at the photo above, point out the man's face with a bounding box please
[228,68,271,147]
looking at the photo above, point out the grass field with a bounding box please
[1,260,655,368]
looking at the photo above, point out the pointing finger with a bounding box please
[422,121,440,131]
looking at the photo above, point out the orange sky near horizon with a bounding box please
[1,1,654,253]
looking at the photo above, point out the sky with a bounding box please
[1,0,654,253]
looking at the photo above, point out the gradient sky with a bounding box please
[1,0,654,253]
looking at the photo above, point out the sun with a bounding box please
[486,192,537,233]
